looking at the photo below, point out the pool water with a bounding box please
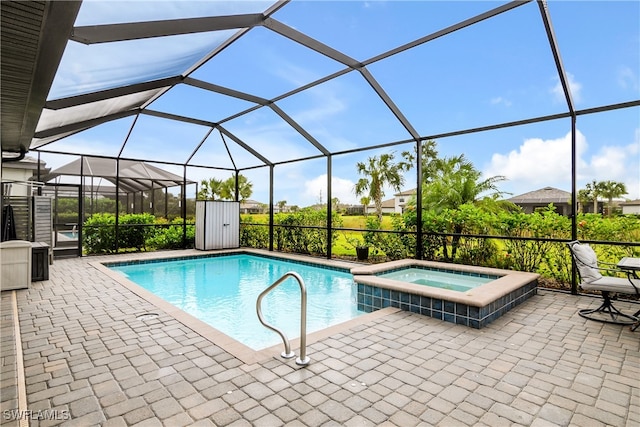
[379,267,493,292]
[110,254,363,350]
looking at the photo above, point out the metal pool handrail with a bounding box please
[256,271,310,366]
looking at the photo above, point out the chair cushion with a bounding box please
[571,243,603,284]
[580,276,640,295]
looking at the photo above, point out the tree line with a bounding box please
[354,140,629,220]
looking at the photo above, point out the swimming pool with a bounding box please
[58,231,78,240]
[108,253,364,351]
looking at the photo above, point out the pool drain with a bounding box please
[136,313,159,321]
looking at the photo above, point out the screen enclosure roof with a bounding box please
[1,0,639,173]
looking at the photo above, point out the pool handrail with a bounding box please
[256,271,310,366]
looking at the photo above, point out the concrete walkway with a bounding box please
[1,250,639,426]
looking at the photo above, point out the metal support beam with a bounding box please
[185,128,215,165]
[269,104,330,156]
[182,165,187,249]
[269,166,274,252]
[141,109,216,128]
[326,155,333,259]
[34,110,138,139]
[359,67,421,141]
[537,0,575,115]
[219,131,238,171]
[79,156,85,256]
[184,77,269,105]
[45,76,181,110]
[416,140,423,259]
[570,116,578,295]
[71,14,265,44]
[115,159,120,252]
[263,18,360,68]
[364,1,532,66]
[218,126,273,167]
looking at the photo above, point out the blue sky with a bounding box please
[41,1,639,207]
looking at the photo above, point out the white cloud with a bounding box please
[484,130,586,191]
[485,129,640,199]
[551,72,583,104]
[490,96,512,107]
[303,174,357,206]
[618,65,639,91]
[589,141,640,199]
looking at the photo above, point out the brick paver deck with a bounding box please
[1,250,638,426]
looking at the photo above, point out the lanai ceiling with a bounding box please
[2,0,639,177]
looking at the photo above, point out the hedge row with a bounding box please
[83,213,194,254]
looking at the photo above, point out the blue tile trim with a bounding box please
[357,279,538,329]
[104,251,351,273]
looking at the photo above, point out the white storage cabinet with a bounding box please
[195,201,240,250]
[1,240,32,290]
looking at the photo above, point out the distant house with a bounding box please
[1,155,48,196]
[364,188,417,215]
[394,189,417,213]
[239,199,264,214]
[620,200,640,215]
[508,187,572,216]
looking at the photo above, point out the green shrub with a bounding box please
[146,218,194,250]
[83,213,116,254]
[240,223,269,249]
[273,208,342,256]
[83,213,184,254]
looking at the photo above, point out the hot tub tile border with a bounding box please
[357,281,537,328]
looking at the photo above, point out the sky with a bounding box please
[39,0,640,207]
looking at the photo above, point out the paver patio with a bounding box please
[1,250,638,426]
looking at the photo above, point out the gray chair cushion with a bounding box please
[571,243,603,284]
[580,276,639,295]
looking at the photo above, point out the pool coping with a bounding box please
[91,248,399,365]
[351,259,540,308]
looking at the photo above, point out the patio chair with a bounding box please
[567,241,639,325]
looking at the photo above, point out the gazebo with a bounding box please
[44,156,194,218]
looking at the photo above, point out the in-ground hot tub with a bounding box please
[351,259,539,328]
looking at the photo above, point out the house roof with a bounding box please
[508,186,571,204]
[240,199,263,206]
[1,155,48,172]
[395,189,417,196]
[620,199,640,206]
[380,198,396,209]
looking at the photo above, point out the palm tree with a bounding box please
[598,180,627,217]
[221,174,253,201]
[197,178,223,200]
[584,180,600,213]
[277,200,287,213]
[331,197,340,213]
[576,188,592,213]
[401,139,439,184]
[360,196,371,216]
[422,154,507,211]
[354,153,406,222]
[422,154,507,260]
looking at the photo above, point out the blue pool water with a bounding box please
[379,268,494,292]
[110,254,363,350]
